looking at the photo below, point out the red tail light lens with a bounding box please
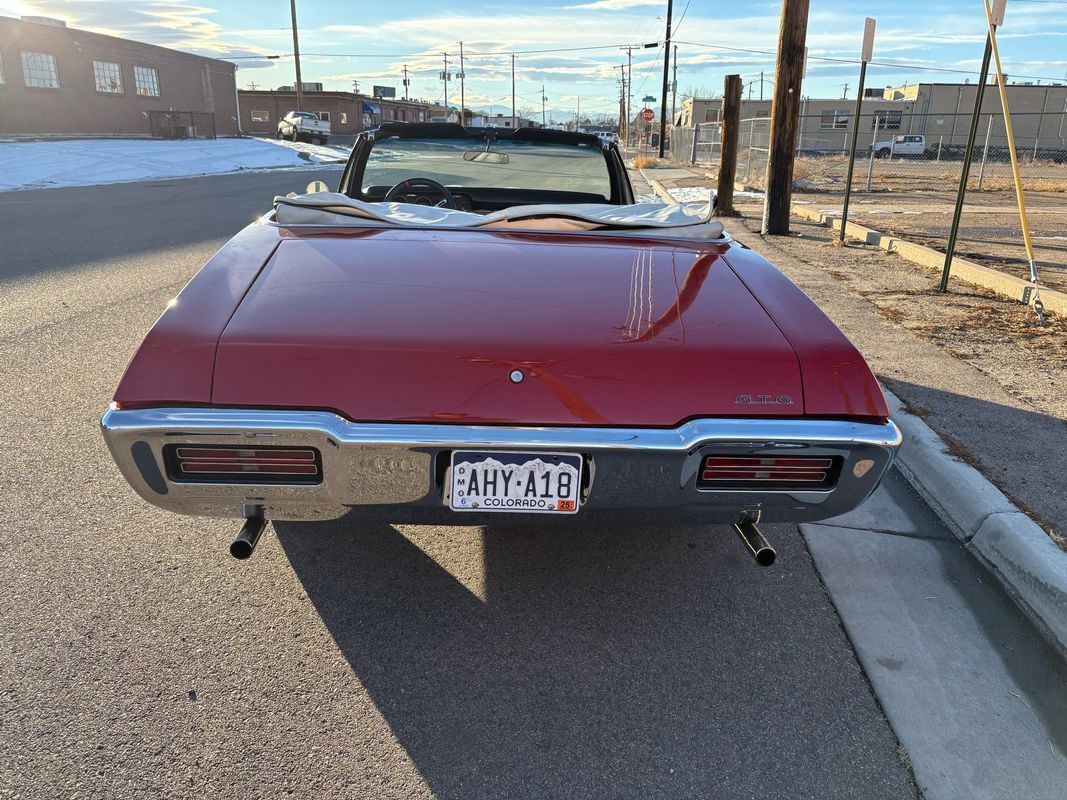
[698,455,839,490]
[164,445,322,484]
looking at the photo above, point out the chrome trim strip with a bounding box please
[100,406,900,523]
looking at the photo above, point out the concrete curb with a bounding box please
[639,170,676,205]
[792,205,1066,317]
[884,387,1067,658]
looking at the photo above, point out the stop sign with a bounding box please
[641,108,655,122]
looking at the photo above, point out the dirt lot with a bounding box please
[794,189,1067,294]
[668,155,1067,293]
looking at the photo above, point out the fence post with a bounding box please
[866,117,879,191]
[717,74,742,215]
[744,118,756,183]
[977,114,993,191]
[690,125,699,164]
[936,135,943,162]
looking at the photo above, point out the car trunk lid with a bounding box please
[212,230,803,426]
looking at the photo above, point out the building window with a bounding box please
[93,61,123,94]
[873,110,902,130]
[820,109,849,129]
[21,52,59,88]
[340,112,347,124]
[250,110,270,122]
[134,66,160,97]
[703,109,720,123]
[317,111,330,122]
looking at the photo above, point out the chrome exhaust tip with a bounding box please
[230,514,267,560]
[734,519,776,567]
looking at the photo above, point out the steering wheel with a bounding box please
[383,177,458,209]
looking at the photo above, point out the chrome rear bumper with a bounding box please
[100,407,901,523]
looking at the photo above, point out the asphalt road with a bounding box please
[0,170,924,798]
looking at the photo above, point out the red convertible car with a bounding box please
[101,124,900,563]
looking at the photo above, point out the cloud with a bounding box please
[562,0,661,9]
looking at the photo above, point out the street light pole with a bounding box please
[511,54,516,124]
[541,84,547,127]
[289,0,303,111]
[459,41,466,127]
[658,0,673,157]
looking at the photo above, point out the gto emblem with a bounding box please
[736,394,793,405]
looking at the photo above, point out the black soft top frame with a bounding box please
[372,122,605,149]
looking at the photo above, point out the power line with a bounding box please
[673,40,1067,84]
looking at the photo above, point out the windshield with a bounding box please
[362,137,611,199]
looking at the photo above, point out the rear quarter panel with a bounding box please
[722,246,889,421]
[113,221,281,406]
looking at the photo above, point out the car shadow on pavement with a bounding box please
[275,518,917,800]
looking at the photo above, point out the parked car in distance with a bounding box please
[874,134,925,158]
[277,111,330,145]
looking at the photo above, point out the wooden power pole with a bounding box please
[761,0,810,235]
[289,0,303,111]
[717,74,743,216]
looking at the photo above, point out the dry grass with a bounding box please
[633,156,660,169]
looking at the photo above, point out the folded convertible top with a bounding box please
[272,192,725,238]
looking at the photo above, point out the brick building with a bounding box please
[0,15,238,137]
[238,89,448,136]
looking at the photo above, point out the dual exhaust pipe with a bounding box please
[229,511,776,566]
[734,518,776,567]
[230,513,267,560]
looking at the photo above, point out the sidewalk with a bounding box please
[633,166,1066,546]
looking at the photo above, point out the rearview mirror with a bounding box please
[463,150,510,164]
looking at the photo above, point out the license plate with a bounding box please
[449,451,582,514]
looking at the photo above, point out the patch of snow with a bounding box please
[0,137,344,192]
[667,186,716,204]
[258,136,350,163]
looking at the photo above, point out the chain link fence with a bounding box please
[669,122,722,167]
[733,111,1067,193]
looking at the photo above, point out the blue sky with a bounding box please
[3,0,1066,120]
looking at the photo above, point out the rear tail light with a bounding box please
[164,445,322,485]
[697,455,840,490]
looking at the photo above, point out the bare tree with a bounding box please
[517,105,536,121]
[681,85,720,101]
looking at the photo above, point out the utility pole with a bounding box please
[247,81,259,91]
[458,41,466,127]
[761,0,810,235]
[576,95,580,131]
[289,0,303,111]
[402,65,409,100]
[620,46,633,144]
[616,65,627,144]
[760,70,764,101]
[841,82,849,99]
[442,52,450,118]
[658,0,674,157]
[541,84,547,127]
[351,80,359,94]
[671,45,678,133]
[717,74,743,216]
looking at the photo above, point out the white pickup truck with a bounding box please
[277,111,331,145]
[874,134,925,158]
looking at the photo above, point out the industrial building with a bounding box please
[0,14,239,137]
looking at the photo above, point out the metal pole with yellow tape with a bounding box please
[983,0,1044,322]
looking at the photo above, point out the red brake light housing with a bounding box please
[697,455,841,491]
[163,445,322,485]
